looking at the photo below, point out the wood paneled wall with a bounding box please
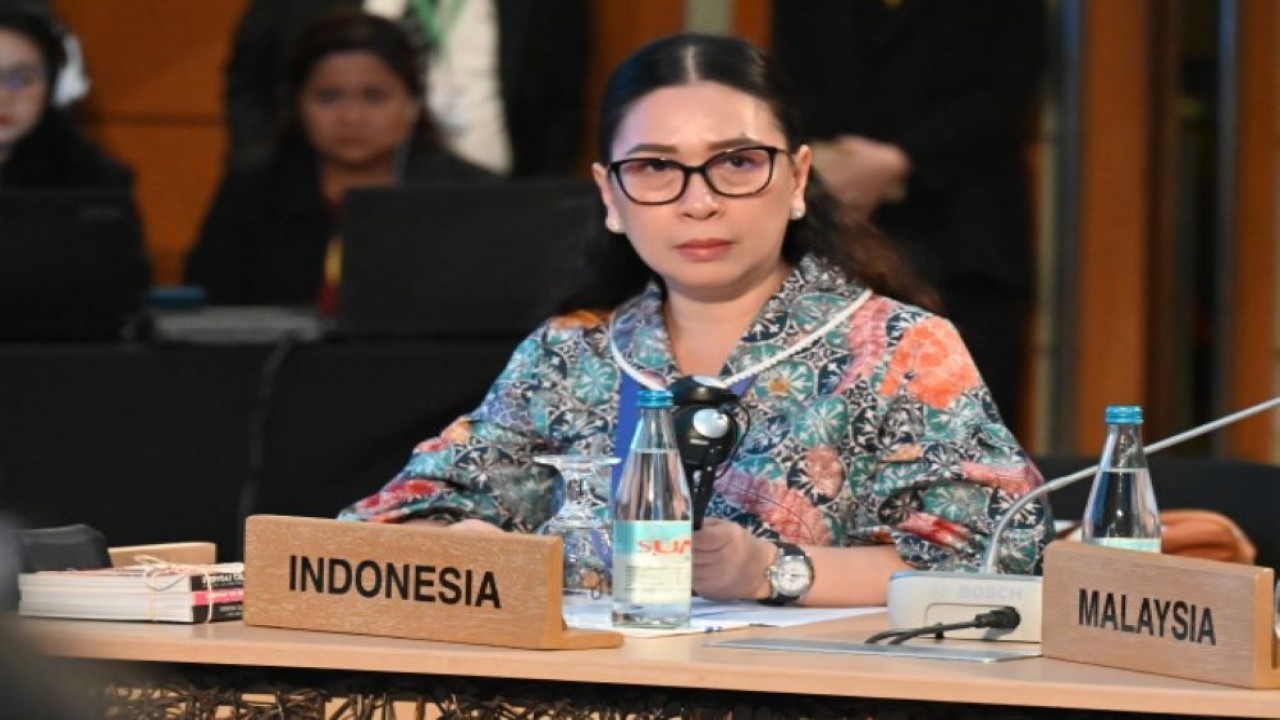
[1074,0,1156,452]
[1072,0,1278,459]
[1225,0,1278,458]
[53,0,248,286]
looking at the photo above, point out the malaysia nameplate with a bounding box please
[1042,541,1280,688]
[243,515,622,650]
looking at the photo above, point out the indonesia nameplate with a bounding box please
[243,515,622,650]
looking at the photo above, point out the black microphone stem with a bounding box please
[689,465,717,530]
[981,395,1280,572]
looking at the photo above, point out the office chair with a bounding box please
[18,524,111,572]
[1036,455,1279,570]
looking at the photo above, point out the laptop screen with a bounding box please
[337,180,599,340]
[0,189,150,342]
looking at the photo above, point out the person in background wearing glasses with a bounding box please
[0,4,131,187]
[341,34,1050,607]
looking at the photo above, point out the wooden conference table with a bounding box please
[20,612,1280,718]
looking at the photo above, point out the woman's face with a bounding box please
[0,28,49,152]
[593,81,811,303]
[299,50,419,170]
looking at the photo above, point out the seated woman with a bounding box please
[0,6,148,341]
[185,9,492,310]
[0,7,131,187]
[340,34,1051,606]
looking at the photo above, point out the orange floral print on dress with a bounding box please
[550,308,607,329]
[960,461,1043,498]
[440,418,473,445]
[881,318,981,409]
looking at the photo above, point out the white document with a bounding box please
[562,598,884,639]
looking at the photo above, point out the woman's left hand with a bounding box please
[692,518,776,601]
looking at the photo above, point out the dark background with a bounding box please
[0,339,516,560]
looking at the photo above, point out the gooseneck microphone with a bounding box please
[669,376,743,529]
[982,395,1280,573]
[887,395,1280,643]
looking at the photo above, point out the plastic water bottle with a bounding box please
[1082,405,1161,552]
[611,388,692,628]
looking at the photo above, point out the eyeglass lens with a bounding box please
[0,66,43,93]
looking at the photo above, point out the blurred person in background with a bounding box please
[0,3,129,187]
[0,3,149,342]
[772,0,1046,437]
[225,0,589,177]
[186,9,492,312]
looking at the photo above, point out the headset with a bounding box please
[669,375,743,529]
[5,3,90,107]
[52,30,89,107]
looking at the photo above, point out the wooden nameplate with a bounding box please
[243,515,622,651]
[1042,541,1280,688]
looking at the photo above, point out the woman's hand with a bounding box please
[402,517,503,532]
[692,518,776,601]
[448,518,503,533]
[810,135,911,217]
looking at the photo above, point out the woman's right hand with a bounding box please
[401,517,502,532]
[447,518,503,533]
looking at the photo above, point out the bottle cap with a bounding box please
[637,388,673,409]
[1105,405,1143,424]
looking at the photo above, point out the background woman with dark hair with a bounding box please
[0,5,130,187]
[341,33,1050,607]
[0,4,148,342]
[185,8,491,310]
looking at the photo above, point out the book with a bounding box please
[18,562,245,624]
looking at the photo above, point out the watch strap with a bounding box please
[760,541,811,606]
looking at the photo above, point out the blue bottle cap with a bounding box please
[1105,405,1143,424]
[637,389,673,409]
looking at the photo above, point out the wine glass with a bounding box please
[533,455,618,604]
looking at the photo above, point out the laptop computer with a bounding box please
[0,189,150,341]
[337,180,599,340]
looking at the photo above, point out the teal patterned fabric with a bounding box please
[340,255,1051,573]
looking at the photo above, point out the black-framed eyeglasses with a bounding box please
[607,145,785,206]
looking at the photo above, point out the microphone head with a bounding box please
[670,375,741,473]
[691,407,731,440]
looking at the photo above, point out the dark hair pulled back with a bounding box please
[559,33,937,314]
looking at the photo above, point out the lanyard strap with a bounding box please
[408,0,464,53]
[612,374,643,497]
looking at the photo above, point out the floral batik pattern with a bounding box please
[339,255,1052,573]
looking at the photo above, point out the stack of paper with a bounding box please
[19,562,244,623]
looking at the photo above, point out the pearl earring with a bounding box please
[606,218,623,234]
[790,205,806,220]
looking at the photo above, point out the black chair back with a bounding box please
[1036,455,1280,570]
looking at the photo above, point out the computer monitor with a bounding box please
[337,180,599,340]
[0,189,150,342]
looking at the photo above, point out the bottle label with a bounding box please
[612,521,692,604]
[1086,537,1161,553]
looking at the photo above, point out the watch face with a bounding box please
[770,555,813,597]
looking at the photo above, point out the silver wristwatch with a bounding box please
[761,542,813,606]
